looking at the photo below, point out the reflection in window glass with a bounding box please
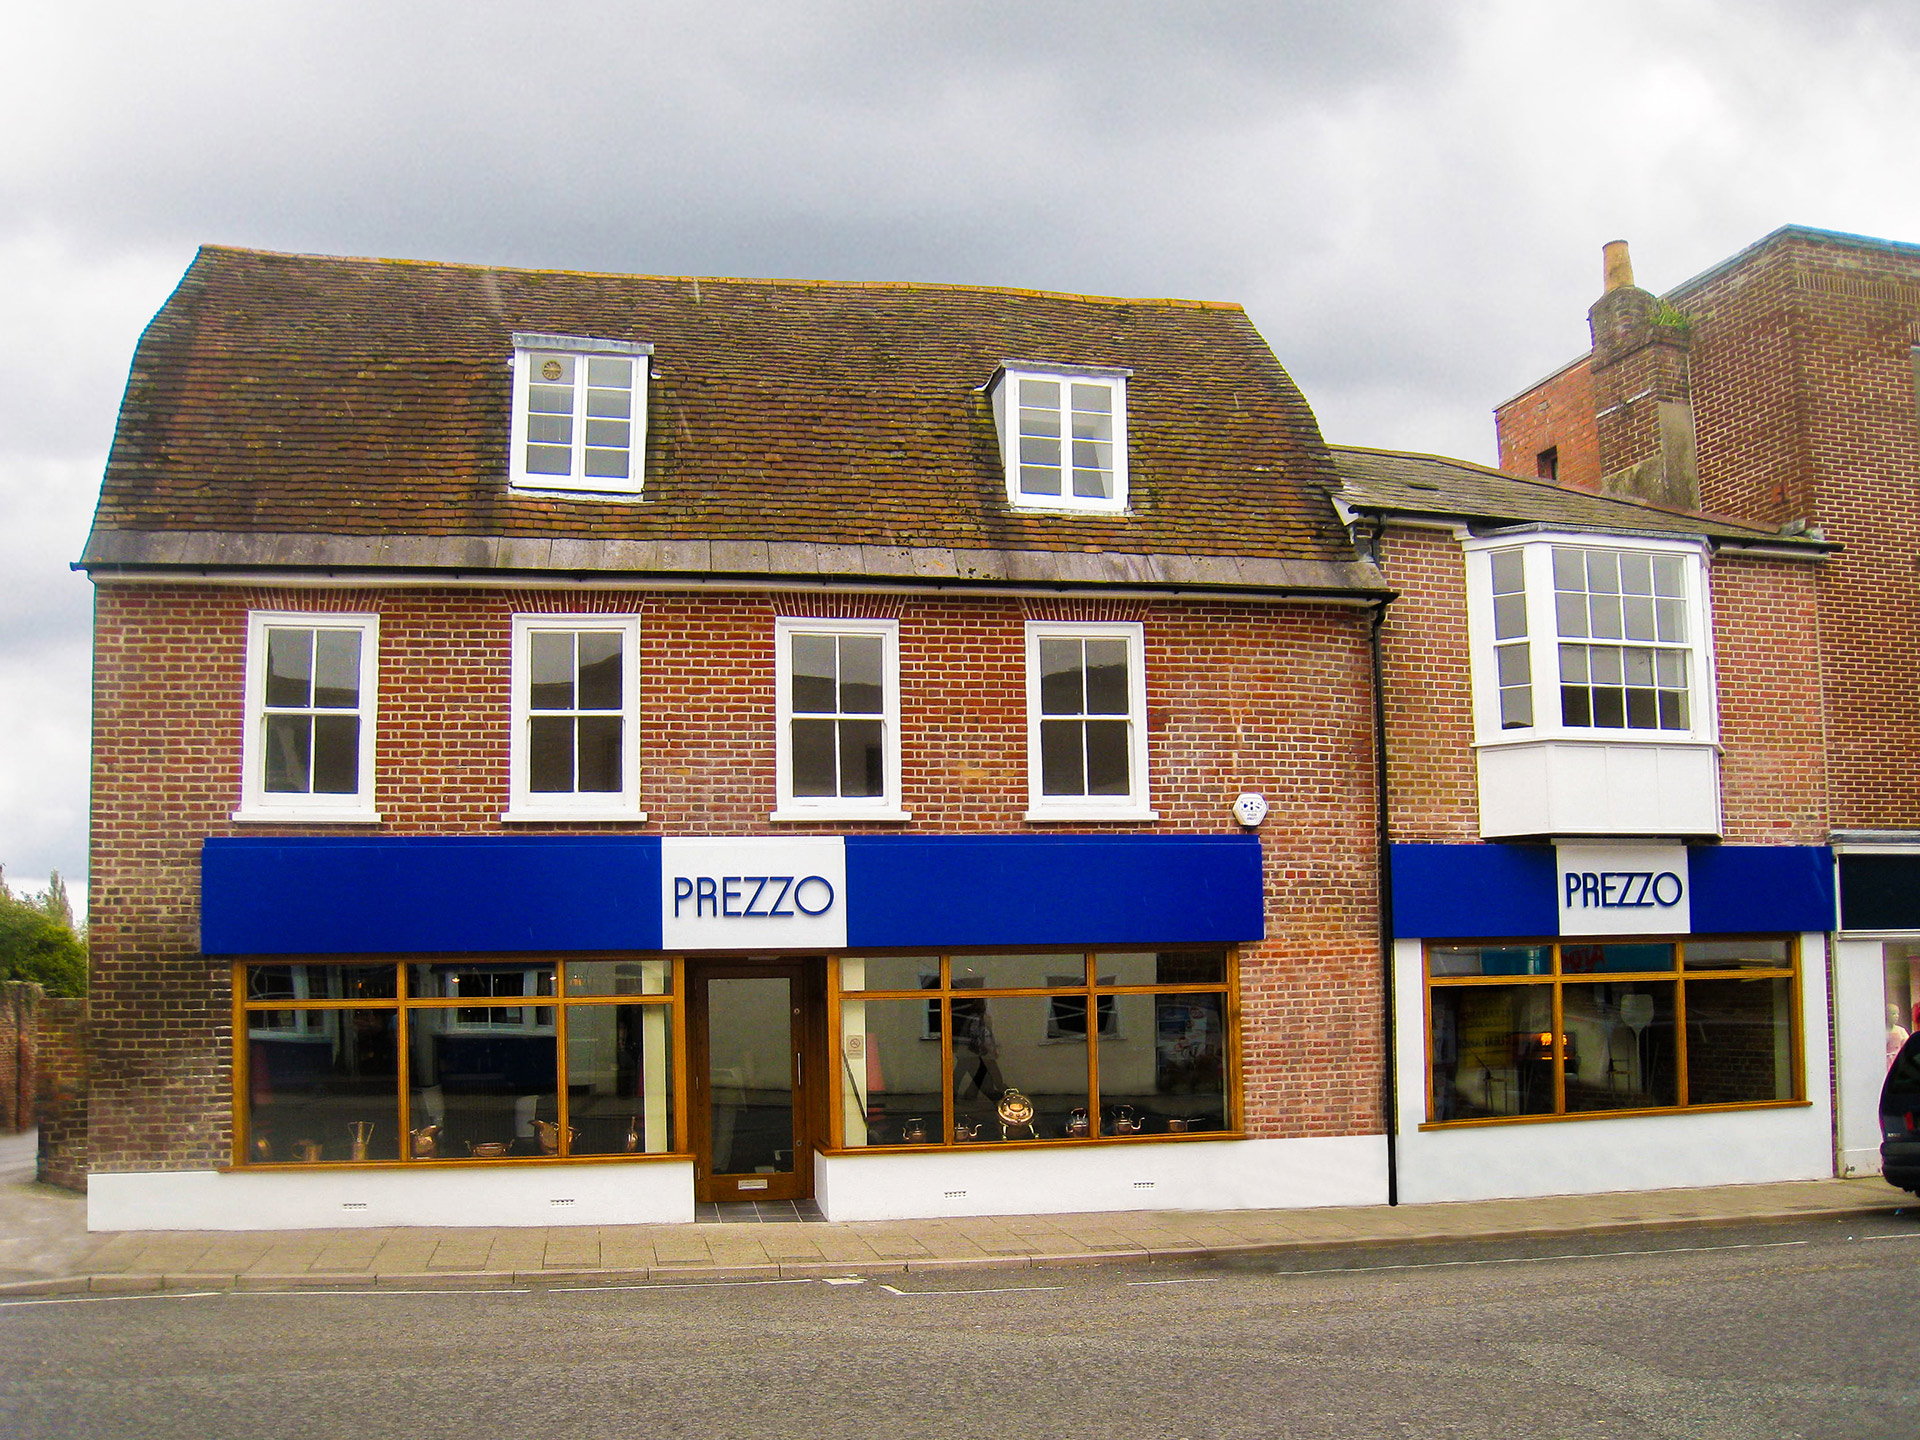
[247,1009,399,1163]
[1428,945,1551,978]
[564,960,670,996]
[566,1004,673,1155]
[951,995,1089,1141]
[1684,978,1792,1104]
[1095,951,1227,986]
[1560,943,1674,975]
[247,964,396,1002]
[838,957,940,993]
[409,963,557,1000]
[407,1009,558,1159]
[1429,985,1557,1121]
[839,995,945,1147]
[950,954,1077,991]
[1562,982,1678,1113]
[1684,940,1791,970]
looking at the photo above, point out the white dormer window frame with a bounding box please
[509,333,652,496]
[989,361,1131,514]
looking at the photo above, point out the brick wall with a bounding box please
[1499,229,1920,833]
[1376,524,1827,845]
[0,981,40,1132]
[1495,359,1601,489]
[89,582,1386,1170]
[36,996,87,1192]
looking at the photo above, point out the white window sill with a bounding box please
[769,808,912,824]
[1007,501,1132,518]
[1024,807,1159,824]
[499,808,650,824]
[231,807,382,825]
[507,482,647,502]
[1474,733,1720,751]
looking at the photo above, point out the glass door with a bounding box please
[692,962,811,1202]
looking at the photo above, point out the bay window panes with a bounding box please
[837,956,939,993]
[529,629,624,793]
[1039,637,1131,797]
[564,960,671,996]
[950,954,1074,991]
[1428,945,1552,978]
[247,963,397,1002]
[1554,546,1688,732]
[791,632,884,799]
[1491,550,1534,729]
[951,994,1089,1142]
[263,626,362,794]
[247,1009,399,1163]
[1684,978,1793,1104]
[1429,985,1557,1120]
[1095,951,1227,986]
[408,1007,558,1159]
[840,995,945,1147]
[1562,982,1678,1113]
[565,1004,673,1155]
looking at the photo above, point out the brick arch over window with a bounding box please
[1021,597,1148,623]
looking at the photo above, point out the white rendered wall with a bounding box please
[1833,937,1892,1176]
[815,1135,1386,1222]
[1478,741,1721,839]
[87,1160,696,1232]
[1392,935,1834,1204]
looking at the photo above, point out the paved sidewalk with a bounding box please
[0,1129,1907,1297]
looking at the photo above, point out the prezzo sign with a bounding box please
[660,836,847,950]
[1555,843,1690,937]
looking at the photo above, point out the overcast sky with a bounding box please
[4,1,1918,915]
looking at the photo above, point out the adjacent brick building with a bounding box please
[1494,225,1920,1179]
[79,247,1394,1229]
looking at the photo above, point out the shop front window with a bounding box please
[1425,938,1798,1125]
[834,950,1233,1147]
[237,958,678,1165]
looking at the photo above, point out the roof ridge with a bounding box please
[191,243,1245,312]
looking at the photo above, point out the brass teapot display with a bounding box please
[291,1139,324,1163]
[1166,1117,1194,1133]
[348,1121,376,1162]
[899,1118,930,1144]
[1064,1106,1092,1138]
[531,1120,579,1155]
[409,1124,441,1159]
[996,1087,1037,1141]
[468,1140,512,1159]
[952,1121,985,1143]
[1108,1105,1146,1136]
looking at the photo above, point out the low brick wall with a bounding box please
[0,981,40,1132]
[36,996,88,1192]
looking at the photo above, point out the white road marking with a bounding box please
[0,1291,219,1308]
[879,1282,1065,1296]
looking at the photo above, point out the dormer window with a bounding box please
[509,333,652,495]
[990,362,1130,514]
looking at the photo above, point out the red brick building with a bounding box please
[1328,445,1836,1203]
[79,247,1396,1229]
[1494,226,1920,1180]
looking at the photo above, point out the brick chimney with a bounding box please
[1587,240,1699,509]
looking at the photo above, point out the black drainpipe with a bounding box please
[1368,559,1399,1207]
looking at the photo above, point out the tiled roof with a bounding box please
[1328,446,1832,554]
[86,246,1376,588]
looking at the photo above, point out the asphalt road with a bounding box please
[5,1212,1917,1440]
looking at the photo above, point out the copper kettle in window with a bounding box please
[532,1120,578,1155]
[409,1124,440,1159]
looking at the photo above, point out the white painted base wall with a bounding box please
[815,1135,1387,1222]
[1833,936,1892,1176]
[1391,935,1836,1205]
[87,1160,697,1232]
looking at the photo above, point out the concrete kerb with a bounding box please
[0,1185,1903,1298]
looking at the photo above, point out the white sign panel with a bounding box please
[1555,843,1690,936]
[660,836,848,951]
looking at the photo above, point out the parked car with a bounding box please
[1880,1032,1920,1193]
